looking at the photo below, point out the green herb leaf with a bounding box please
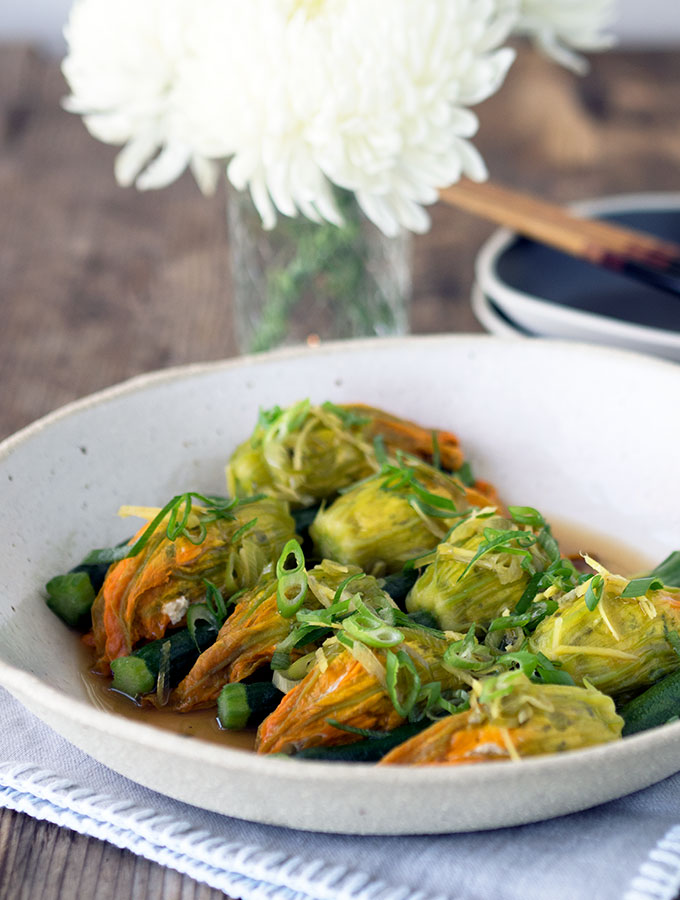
[508,506,546,528]
[321,402,371,429]
[186,603,219,650]
[454,461,475,487]
[257,405,283,429]
[457,526,537,583]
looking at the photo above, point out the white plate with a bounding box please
[2,336,680,835]
[476,192,680,362]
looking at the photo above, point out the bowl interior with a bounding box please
[494,207,680,332]
[2,337,680,833]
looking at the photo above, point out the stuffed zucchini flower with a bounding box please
[256,626,464,755]
[529,559,680,697]
[310,457,498,576]
[172,559,390,710]
[379,671,622,765]
[406,508,560,631]
[226,400,466,507]
[88,495,295,672]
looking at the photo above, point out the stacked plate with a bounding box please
[472,193,680,362]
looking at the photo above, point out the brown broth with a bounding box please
[79,648,256,751]
[80,519,653,750]
[549,516,654,577]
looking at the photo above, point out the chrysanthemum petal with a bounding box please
[136,143,192,191]
[114,135,160,188]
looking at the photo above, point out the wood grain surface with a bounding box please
[1,42,679,899]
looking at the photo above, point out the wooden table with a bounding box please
[1,43,679,899]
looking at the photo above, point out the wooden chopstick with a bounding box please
[439,179,680,295]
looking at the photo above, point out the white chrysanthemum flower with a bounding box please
[178,0,516,235]
[506,0,618,74]
[62,0,516,234]
[62,0,219,194]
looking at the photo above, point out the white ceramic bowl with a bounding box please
[475,192,680,361]
[471,281,532,338]
[2,336,680,835]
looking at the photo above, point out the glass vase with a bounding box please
[227,186,412,354]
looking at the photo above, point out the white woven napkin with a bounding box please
[1,686,679,900]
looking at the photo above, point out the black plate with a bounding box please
[494,207,680,334]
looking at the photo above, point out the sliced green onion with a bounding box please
[342,602,404,649]
[407,480,459,513]
[187,603,219,650]
[537,527,560,563]
[650,551,680,588]
[621,576,664,598]
[325,719,391,739]
[276,539,308,618]
[277,574,307,618]
[377,606,444,638]
[584,573,604,611]
[513,571,545,615]
[386,649,421,718]
[442,627,493,672]
[413,681,469,720]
